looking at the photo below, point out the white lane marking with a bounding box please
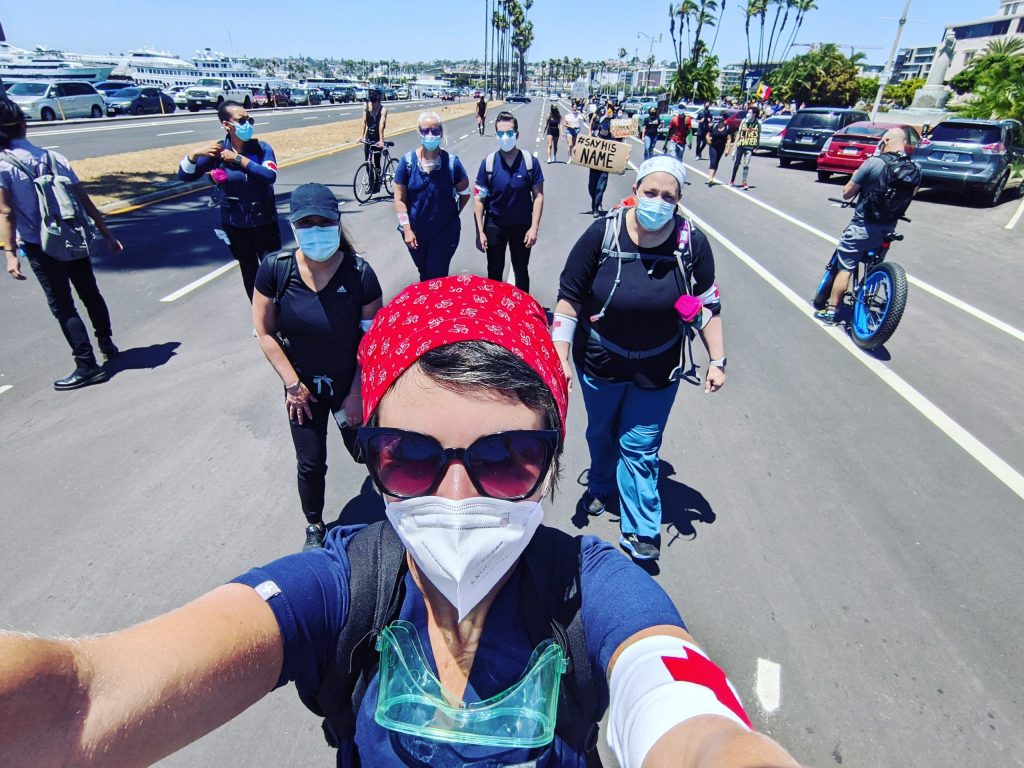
[160,261,238,302]
[683,202,1024,503]
[302,116,317,120]
[458,134,469,140]
[42,145,60,149]
[645,149,1024,344]
[156,130,193,137]
[755,658,782,713]
[0,385,12,397]
[1006,195,1024,230]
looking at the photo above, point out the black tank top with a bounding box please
[364,104,382,141]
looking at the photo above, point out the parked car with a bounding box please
[383,87,398,101]
[6,80,105,120]
[439,89,456,101]
[507,93,531,103]
[622,98,657,117]
[105,86,176,116]
[249,88,271,108]
[287,87,322,106]
[185,78,250,111]
[756,115,791,154]
[816,121,920,181]
[396,87,411,100]
[355,87,369,100]
[328,86,355,103]
[915,118,1024,206]
[93,80,135,96]
[778,107,869,166]
[164,85,190,108]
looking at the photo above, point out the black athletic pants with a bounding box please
[22,242,111,366]
[223,221,282,302]
[588,169,608,212]
[484,220,532,292]
[695,130,708,158]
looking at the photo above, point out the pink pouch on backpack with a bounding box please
[209,168,228,185]
[674,294,704,323]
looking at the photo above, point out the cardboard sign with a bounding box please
[571,136,631,175]
[610,117,638,139]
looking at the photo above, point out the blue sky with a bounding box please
[1,0,1001,68]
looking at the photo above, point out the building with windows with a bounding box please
[892,46,937,82]
[943,0,1024,79]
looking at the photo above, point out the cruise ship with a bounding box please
[110,47,288,89]
[0,42,117,82]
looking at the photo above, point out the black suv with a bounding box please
[914,118,1024,207]
[779,107,869,166]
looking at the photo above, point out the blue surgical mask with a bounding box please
[497,132,517,152]
[234,121,254,141]
[636,198,676,232]
[421,134,442,151]
[293,225,340,262]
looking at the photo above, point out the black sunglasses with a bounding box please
[419,126,443,136]
[357,427,558,501]
[232,117,255,125]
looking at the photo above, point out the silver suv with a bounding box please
[6,80,106,121]
[915,119,1024,207]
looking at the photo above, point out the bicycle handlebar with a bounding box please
[828,197,911,224]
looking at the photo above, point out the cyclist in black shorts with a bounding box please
[476,95,487,135]
[362,88,388,188]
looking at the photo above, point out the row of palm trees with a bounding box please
[743,0,818,79]
[488,0,534,96]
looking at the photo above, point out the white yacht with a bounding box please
[0,42,117,82]
[111,47,287,89]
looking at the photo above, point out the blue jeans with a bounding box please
[408,218,461,281]
[578,370,680,538]
[643,135,657,160]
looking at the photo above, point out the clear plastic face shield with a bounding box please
[375,620,567,748]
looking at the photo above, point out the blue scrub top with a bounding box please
[394,150,467,242]
[475,150,544,229]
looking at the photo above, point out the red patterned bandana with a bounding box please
[358,276,568,438]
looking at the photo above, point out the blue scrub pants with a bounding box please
[579,369,680,539]
[409,218,461,281]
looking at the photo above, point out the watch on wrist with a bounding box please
[709,357,727,369]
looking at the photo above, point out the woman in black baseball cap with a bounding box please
[251,183,384,549]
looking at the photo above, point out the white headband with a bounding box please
[635,156,686,194]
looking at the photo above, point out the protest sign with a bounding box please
[610,117,638,139]
[571,135,631,175]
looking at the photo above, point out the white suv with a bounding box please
[7,80,106,121]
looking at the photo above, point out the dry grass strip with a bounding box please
[77,101,487,208]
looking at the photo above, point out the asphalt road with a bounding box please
[23,98,446,161]
[1,99,1022,768]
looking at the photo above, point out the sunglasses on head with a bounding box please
[419,126,443,136]
[232,117,255,125]
[357,427,558,501]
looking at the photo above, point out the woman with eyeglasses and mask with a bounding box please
[0,275,801,768]
[178,100,281,304]
[393,111,471,282]
[252,183,383,550]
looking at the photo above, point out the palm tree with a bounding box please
[984,38,1024,56]
[781,0,818,60]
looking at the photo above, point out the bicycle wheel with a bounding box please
[851,261,908,350]
[353,163,374,204]
[812,256,839,310]
[382,157,399,195]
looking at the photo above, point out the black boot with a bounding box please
[97,337,119,362]
[54,362,108,391]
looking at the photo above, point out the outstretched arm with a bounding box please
[0,583,282,768]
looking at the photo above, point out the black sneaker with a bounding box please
[620,533,660,561]
[54,363,108,391]
[98,337,119,362]
[303,524,326,551]
[582,491,608,516]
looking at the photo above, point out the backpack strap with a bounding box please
[260,249,296,303]
[484,150,496,187]
[0,149,38,180]
[521,526,603,765]
[316,520,407,752]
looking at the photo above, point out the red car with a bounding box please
[816,121,921,181]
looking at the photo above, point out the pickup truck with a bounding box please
[185,79,251,111]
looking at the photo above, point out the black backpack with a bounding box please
[862,152,921,223]
[309,520,604,768]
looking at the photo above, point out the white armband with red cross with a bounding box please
[607,634,751,768]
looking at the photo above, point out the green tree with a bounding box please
[884,77,925,108]
[949,40,1024,122]
[767,43,859,105]
[857,76,879,102]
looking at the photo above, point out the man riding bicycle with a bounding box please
[362,87,388,189]
[815,128,917,324]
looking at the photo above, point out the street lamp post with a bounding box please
[871,0,913,122]
[637,31,661,97]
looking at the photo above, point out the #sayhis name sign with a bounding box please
[571,136,631,175]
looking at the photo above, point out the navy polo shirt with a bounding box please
[474,150,544,229]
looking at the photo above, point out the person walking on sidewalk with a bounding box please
[553,156,726,563]
[1,99,123,391]
[694,102,713,160]
[393,111,471,281]
[729,109,760,190]
[586,107,617,217]
[661,109,690,161]
[545,105,562,163]
[705,118,735,187]
[563,104,582,159]
[177,100,281,304]
[252,184,383,550]
[473,111,545,292]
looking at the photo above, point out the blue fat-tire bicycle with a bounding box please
[813,198,909,351]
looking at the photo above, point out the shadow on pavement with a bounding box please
[105,341,181,379]
[657,461,716,549]
[329,475,385,528]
